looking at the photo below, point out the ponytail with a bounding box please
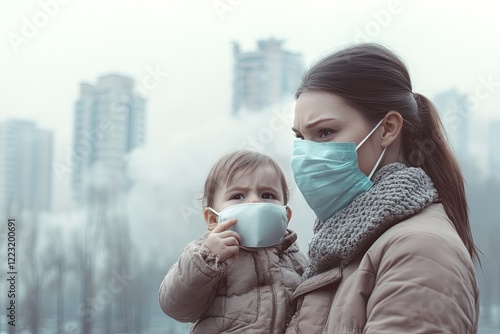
[295,43,479,262]
[404,93,479,262]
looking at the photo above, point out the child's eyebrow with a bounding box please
[224,185,250,193]
[258,185,280,193]
[224,185,280,193]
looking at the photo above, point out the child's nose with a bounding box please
[248,195,261,203]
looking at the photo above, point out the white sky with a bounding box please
[1,0,500,216]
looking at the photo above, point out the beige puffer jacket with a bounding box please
[285,204,479,334]
[159,230,308,333]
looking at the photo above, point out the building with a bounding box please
[232,38,304,114]
[434,89,470,161]
[72,74,146,204]
[0,119,53,214]
[489,120,500,179]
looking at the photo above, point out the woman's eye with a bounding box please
[293,132,304,140]
[262,193,276,199]
[318,129,334,138]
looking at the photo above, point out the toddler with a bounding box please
[159,150,308,333]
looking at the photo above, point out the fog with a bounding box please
[1,0,499,333]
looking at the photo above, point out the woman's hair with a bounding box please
[296,43,479,262]
[202,150,289,208]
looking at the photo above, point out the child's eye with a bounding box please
[230,194,244,200]
[262,193,276,199]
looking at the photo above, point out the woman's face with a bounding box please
[292,91,384,177]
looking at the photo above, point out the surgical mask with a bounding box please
[208,203,288,248]
[291,119,386,222]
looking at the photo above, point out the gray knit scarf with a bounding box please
[303,162,439,281]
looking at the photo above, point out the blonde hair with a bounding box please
[202,150,289,208]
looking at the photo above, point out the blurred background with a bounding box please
[0,0,499,333]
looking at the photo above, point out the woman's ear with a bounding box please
[381,111,404,148]
[203,207,218,230]
[286,206,293,224]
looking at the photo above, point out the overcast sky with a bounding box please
[1,0,500,213]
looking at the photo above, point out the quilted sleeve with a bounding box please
[158,240,228,322]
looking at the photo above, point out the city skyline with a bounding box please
[3,66,497,214]
[1,2,499,212]
[2,1,499,135]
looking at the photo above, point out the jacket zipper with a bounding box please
[270,274,277,333]
[252,252,277,332]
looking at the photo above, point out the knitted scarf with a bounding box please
[303,162,439,281]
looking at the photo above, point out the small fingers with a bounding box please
[223,235,241,247]
[218,230,242,244]
[212,218,237,233]
[227,245,239,260]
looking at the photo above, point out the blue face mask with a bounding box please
[291,120,386,222]
[208,203,288,248]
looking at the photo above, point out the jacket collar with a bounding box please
[291,267,342,300]
[234,229,298,253]
[291,254,362,300]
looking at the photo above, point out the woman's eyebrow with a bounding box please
[304,118,337,129]
[292,118,338,133]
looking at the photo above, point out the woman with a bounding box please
[287,43,479,333]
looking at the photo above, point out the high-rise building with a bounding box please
[232,38,304,114]
[434,89,470,161]
[0,119,53,214]
[72,73,146,204]
[488,120,500,178]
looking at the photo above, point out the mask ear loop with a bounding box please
[356,119,384,150]
[355,118,386,180]
[207,207,220,222]
[368,147,387,180]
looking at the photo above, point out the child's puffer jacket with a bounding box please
[159,230,308,334]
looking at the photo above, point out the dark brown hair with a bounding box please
[202,150,289,208]
[296,43,479,262]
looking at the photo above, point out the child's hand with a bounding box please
[204,218,241,262]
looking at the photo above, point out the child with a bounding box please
[159,150,308,333]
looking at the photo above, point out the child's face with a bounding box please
[212,165,286,212]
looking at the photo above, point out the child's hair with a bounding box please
[202,150,289,208]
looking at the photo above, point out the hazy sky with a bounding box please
[1,0,500,213]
